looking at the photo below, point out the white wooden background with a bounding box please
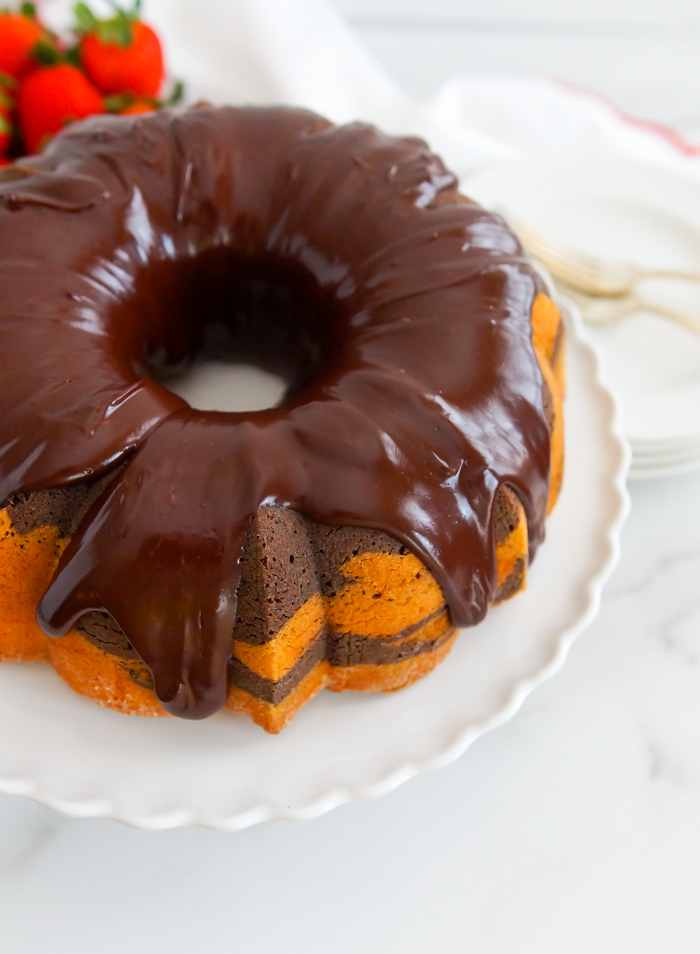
[329,0,700,136]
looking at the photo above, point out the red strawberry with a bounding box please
[76,2,164,99]
[17,63,104,154]
[0,5,44,81]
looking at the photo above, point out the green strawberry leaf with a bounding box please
[163,80,184,106]
[106,0,141,20]
[104,93,136,112]
[98,13,133,46]
[0,70,17,90]
[65,45,82,67]
[20,2,36,17]
[33,40,61,66]
[74,2,98,33]
[74,2,134,45]
[103,18,131,46]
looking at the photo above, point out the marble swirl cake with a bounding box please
[0,104,565,732]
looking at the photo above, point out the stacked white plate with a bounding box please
[465,152,700,479]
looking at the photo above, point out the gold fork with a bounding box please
[558,283,700,336]
[503,212,700,297]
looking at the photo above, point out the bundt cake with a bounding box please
[0,105,565,732]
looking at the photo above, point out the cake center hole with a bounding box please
[138,248,340,411]
[162,362,287,413]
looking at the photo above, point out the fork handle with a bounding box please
[642,301,700,336]
[639,269,700,284]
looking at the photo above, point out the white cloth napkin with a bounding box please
[151,0,700,183]
[40,0,700,181]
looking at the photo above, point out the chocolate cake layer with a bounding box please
[232,506,320,645]
[325,612,454,668]
[5,477,114,541]
[229,634,327,705]
[493,558,526,602]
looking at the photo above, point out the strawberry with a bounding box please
[17,62,104,154]
[0,4,45,80]
[75,1,164,99]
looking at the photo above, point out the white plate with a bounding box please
[628,442,700,477]
[632,438,700,462]
[631,434,700,452]
[628,443,700,480]
[629,458,700,480]
[0,302,629,831]
[464,153,700,451]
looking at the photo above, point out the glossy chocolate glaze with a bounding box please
[0,105,550,719]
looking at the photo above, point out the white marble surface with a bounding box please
[3,7,700,952]
[1,472,699,951]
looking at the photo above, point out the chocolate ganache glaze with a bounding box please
[0,105,551,719]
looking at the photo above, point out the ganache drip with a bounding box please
[0,105,550,719]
